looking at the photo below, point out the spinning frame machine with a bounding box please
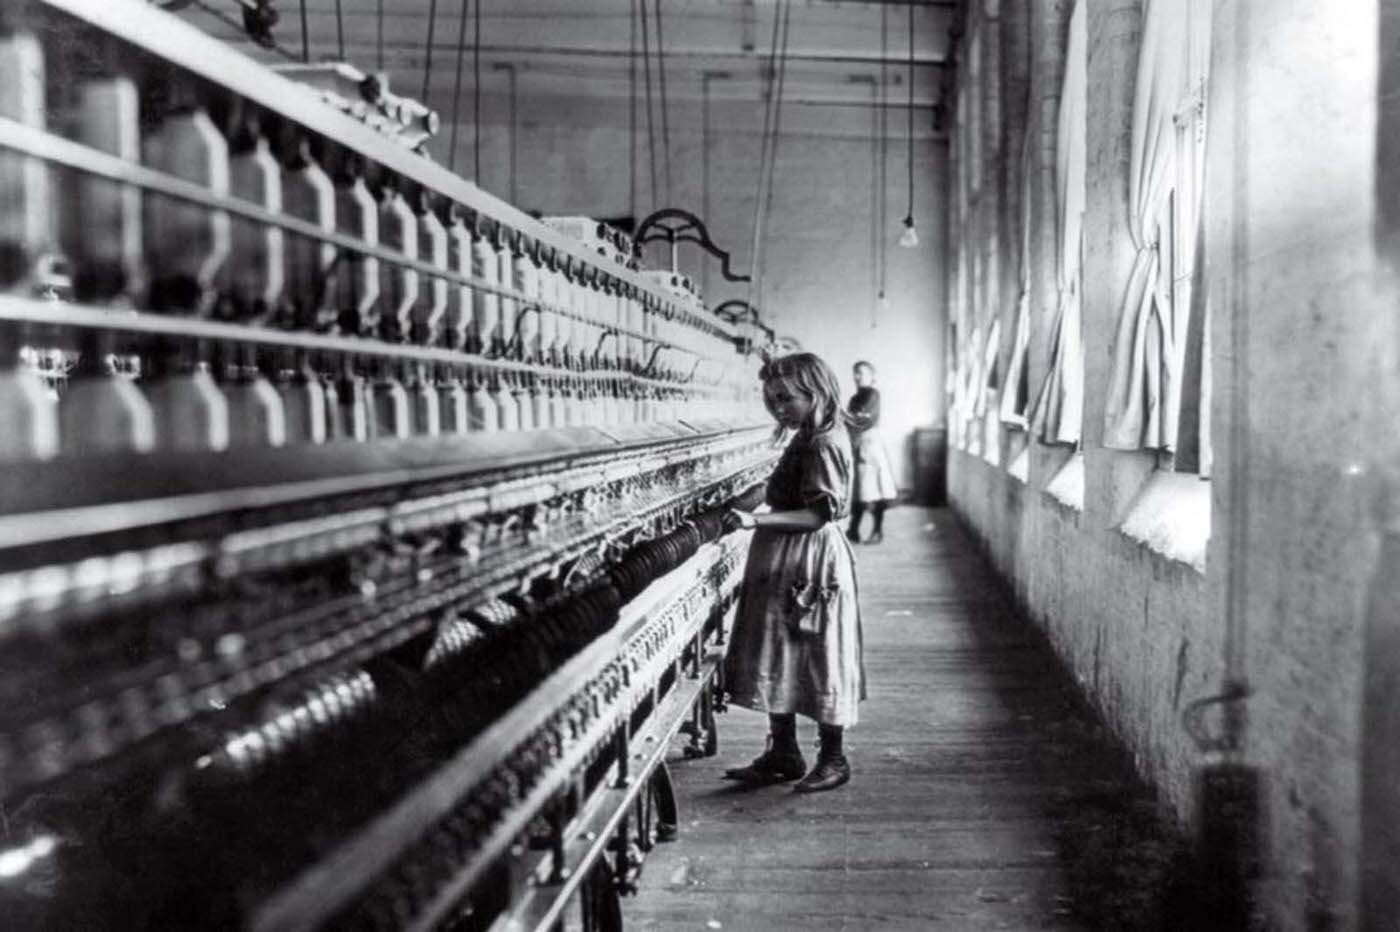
[0,2,780,928]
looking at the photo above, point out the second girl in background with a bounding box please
[846,360,898,544]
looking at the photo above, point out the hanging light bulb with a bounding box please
[899,215,919,249]
[897,2,919,251]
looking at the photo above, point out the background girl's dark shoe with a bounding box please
[845,528,861,544]
[864,531,884,545]
[793,754,851,792]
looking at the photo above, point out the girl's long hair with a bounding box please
[759,352,854,435]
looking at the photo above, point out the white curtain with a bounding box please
[956,327,976,453]
[948,78,973,452]
[1029,0,1086,445]
[1102,0,1211,450]
[976,317,1002,463]
[1000,129,1034,431]
[1175,209,1213,476]
[972,317,1002,418]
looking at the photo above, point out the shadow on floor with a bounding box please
[950,513,1235,931]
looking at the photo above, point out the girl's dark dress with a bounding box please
[723,426,866,726]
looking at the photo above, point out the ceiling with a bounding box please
[178,0,961,118]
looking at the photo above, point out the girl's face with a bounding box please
[763,379,815,429]
[853,365,874,388]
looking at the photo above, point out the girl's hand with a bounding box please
[722,509,757,533]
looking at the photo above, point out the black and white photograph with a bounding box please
[0,0,1393,929]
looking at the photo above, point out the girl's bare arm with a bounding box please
[727,507,828,533]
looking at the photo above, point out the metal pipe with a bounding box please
[374,43,951,69]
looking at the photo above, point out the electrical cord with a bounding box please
[759,3,792,260]
[629,0,638,221]
[654,0,672,205]
[449,0,470,172]
[473,0,482,182]
[878,2,888,306]
[334,0,345,60]
[749,0,792,313]
[639,0,659,212]
[298,0,309,63]
[906,1,915,225]
[745,0,786,310]
[422,0,439,103]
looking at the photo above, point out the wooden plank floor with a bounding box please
[626,506,1191,931]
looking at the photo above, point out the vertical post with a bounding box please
[547,805,569,883]
[613,811,634,893]
[613,727,630,787]
[1367,2,1400,925]
[690,630,703,679]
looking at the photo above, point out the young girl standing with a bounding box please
[721,352,866,793]
[846,360,899,544]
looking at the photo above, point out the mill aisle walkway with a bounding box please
[628,506,1194,931]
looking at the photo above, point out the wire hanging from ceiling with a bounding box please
[629,0,638,221]
[298,0,309,62]
[877,1,888,320]
[906,2,914,214]
[759,5,792,250]
[473,0,482,181]
[377,0,384,70]
[421,0,439,103]
[448,0,470,171]
[746,0,792,313]
[638,0,659,213]
[869,75,880,330]
[899,0,918,248]
[333,0,345,60]
[746,0,785,310]
[654,0,672,206]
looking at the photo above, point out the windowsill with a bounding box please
[979,421,1001,467]
[1045,451,1085,511]
[1117,471,1211,573]
[1008,444,1029,483]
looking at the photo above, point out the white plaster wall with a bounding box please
[437,94,949,487]
[948,0,1400,928]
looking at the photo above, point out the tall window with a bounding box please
[1102,0,1212,472]
[1027,0,1086,448]
[1169,10,1211,476]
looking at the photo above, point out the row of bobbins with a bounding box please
[0,24,761,461]
[0,29,733,369]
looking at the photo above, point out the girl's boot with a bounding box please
[723,713,806,784]
[794,724,850,793]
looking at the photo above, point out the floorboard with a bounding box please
[625,507,1193,932]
